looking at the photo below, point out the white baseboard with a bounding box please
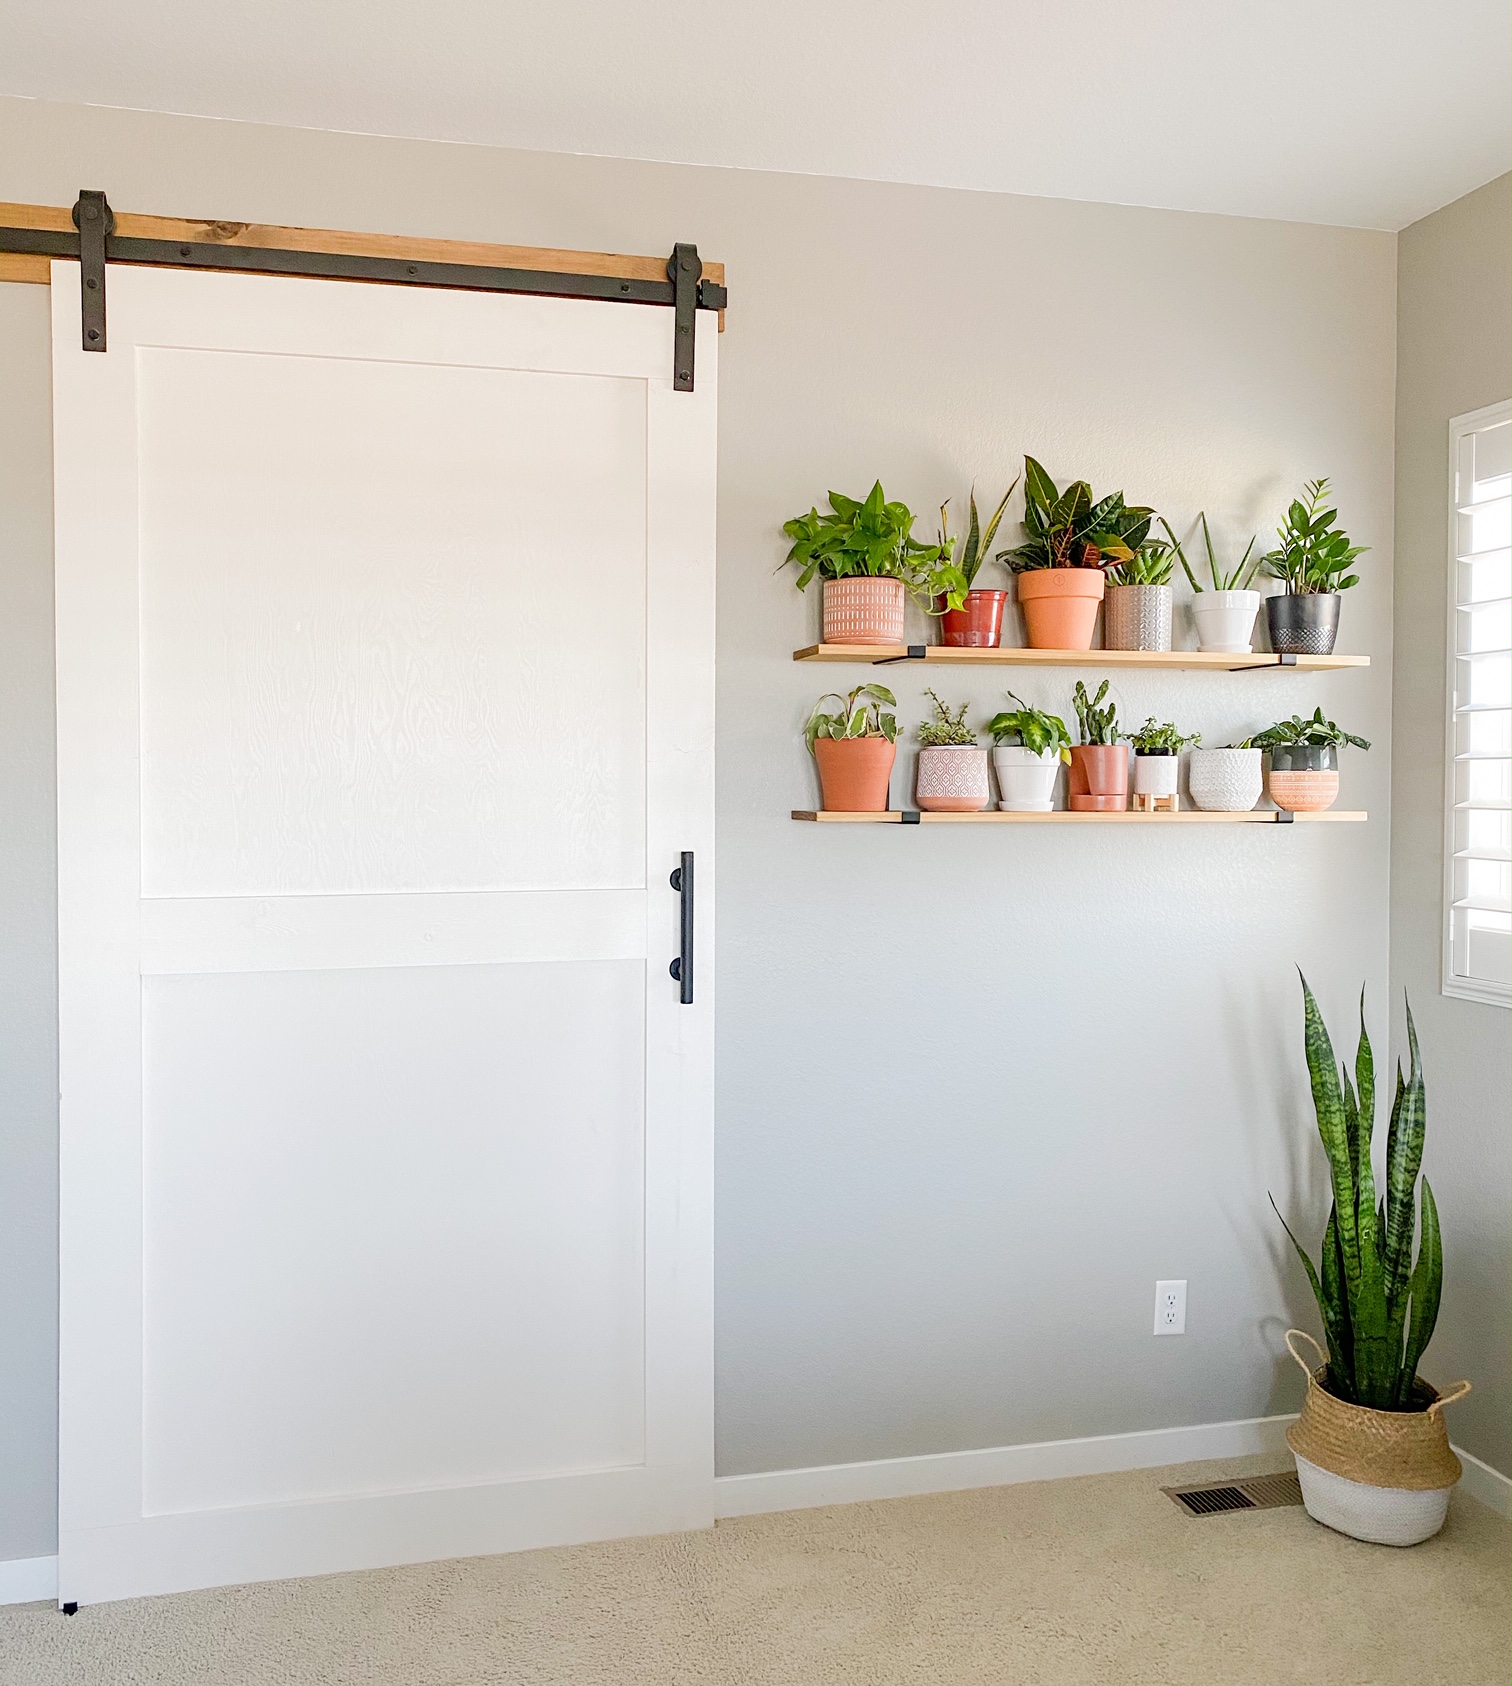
[714,1414,1297,1519]
[1454,1445,1512,1517]
[0,1554,58,1606]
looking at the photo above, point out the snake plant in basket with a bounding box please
[1272,977,1470,1545]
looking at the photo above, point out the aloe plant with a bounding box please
[1271,978,1441,1410]
[1162,512,1261,593]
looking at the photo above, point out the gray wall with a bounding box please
[1391,174,1511,1477]
[1,98,1402,1561]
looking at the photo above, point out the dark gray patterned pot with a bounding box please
[1266,593,1341,655]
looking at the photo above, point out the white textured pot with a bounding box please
[1187,747,1262,811]
[1190,589,1261,654]
[1293,1454,1451,1548]
[916,745,989,812]
[1132,751,1180,799]
[992,745,1060,812]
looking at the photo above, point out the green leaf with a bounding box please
[1398,1177,1443,1404]
[1024,456,1059,513]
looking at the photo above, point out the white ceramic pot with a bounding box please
[1132,751,1180,799]
[1190,589,1261,654]
[822,577,906,645]
[1293,1454,1451,1548]
[1187,747,1262,811]
[916,745,989,812]
[992,745,1060,812]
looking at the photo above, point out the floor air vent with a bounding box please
[1163,1471,1303,1517]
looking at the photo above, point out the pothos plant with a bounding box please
[1072,679,1120,746]
[1262,478,1368,596]
[783,482,945,591]
[997,456,1154,573]
[1244,710,1370,753]
[986,691,1073,761]
[916,689,978,748]
[1125,717,1200,754]
[1271,978,1441,1410]
[804,684,898,753]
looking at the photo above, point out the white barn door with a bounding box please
[51,261,715,1605]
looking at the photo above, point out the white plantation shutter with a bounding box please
[1445,401,1512,1006]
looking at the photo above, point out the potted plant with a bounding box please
[1249,710,1370,812]
[784,482,946,646]
[914,690,989,812]
[804,684,899,811]
[1162,512,1263,653]
[931,479,1018,647]
[996,457,1155,651]
[1186,741,1264,812]
[1274,979,1469,1545]
[1125,717,1199,807]
[1067,679,1129,810]
[1104,540,1176,651]
[987,691,1073,812]
[1260,478,1368,655]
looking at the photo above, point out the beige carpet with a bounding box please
[4,1454,1507,1685]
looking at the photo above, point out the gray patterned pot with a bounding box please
[1266,592,1341,655]
[1105,583,1173,651]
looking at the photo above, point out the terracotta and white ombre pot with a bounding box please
[822,577,906,645]
[992,745,1060,812]
[1016,570,1105,650]
[1190,589,1261,654]
[916,745,990,812]
[1187,747,1262,812]
[813,737,895,812]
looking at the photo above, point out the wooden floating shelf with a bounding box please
[792,809,1368,825]
[793,644,1369,671]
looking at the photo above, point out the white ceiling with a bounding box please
[2,0,1507,229]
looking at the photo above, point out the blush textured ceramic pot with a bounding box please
[822,577,906,645]
[1132,750,1180,800]
[1191,589,1261,653]
[1285,1330,1468,1547]
[940,589,1007,648]
[1067,743,1130,811]
[1016,569,1105,650]
[1104,583,1173,652]
[813,737,895,812]
[1266,592,1341,655]
[1187,747,1263,812]
[1268,742,1340,812]
[916,745,990,812]
[992,745,1060,812]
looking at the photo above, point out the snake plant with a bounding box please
[1272,977,1441,1410]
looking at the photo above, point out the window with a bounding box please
[1445,401,1512,1006]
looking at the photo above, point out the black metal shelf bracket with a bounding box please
[2,193,726,386]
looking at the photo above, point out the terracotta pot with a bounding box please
[1187,747,1262,812]
[1067,743,1130,811]
[1016,569,1105,650]
[813,736,895,812]
[1268,742,1340,812]
[1105,584,1173,652]
[822,577,906,645]
[916,745,989,812]
[940,589,1007,648]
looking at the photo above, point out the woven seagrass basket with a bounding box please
[1285,1330,1471,1545]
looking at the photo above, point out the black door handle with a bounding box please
[668,851,693,1004]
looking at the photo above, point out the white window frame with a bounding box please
[1442,398,1512,1008]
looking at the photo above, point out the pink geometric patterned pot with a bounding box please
[823,577,906,645]
[916,745,990,812]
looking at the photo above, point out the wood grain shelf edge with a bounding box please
[791,809,1368,824]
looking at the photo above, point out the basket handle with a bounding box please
[1428,1379,1472,1416]
[1285,1328,1327,1376]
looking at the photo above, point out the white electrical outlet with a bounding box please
[1154,1280,1187,1336]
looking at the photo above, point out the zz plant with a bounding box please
[987,691,1073,761]
[1262,478,1368,596]
[1072,679,1120,746]
[783,482,945,591]
[998,456,1154,573]
[1272,979,1440,1409]
[804,684,898,752]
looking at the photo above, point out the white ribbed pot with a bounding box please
[822,577,906,645]
[1187,747,1262,811]
[916,745,989,812]
[1132,750,1180,799]
[992,745,1060,812]
[1190,589,1261,653]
